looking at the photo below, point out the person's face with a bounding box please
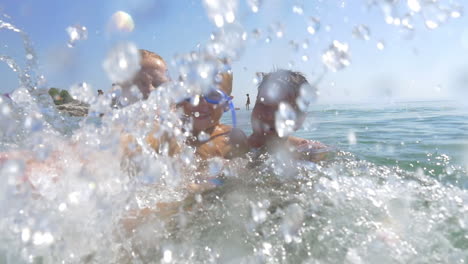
[181,95,225,132]
[132,61,170,99]
[179,73,232,133]
[251,87,305,138]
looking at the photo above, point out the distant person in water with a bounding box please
[246,93,250,110]
[248,69,329,162]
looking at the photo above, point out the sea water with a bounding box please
[1,1,468,263]
[2,96,467,263]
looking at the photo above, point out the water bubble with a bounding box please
[275,102,297,138]
[292,5,304,15]
[307,17,320,35]
[407,0,421,13]
[194,112,200,118]
[206,23,246,60]
[108,11,135,32]
[203,0,238,27]
[25,53,34,60]
[265,36,271,43]
[377,41,385,50]
[208,157,224,176]
[32,231,54,246]
[251,28,261,39]
[302,39,309,49]
[102,42,140,83]
[250,201,268,223]
[269,22,284,39]
[348,130,357,145]
[301,55,309,62]
[198,131,210,142]
[289,40,299,52]
[246,0,261,13]
[281,203,304,243]
[352,25,371,40]
[322,40,351,72]
[66,25,88,48]
[450,5,463,18]
[70,82,94,104]
[21,228,31,243]
[422,3,448,30]
[424,20,439,30]
[296,83,318,111]
[163,249,173,263]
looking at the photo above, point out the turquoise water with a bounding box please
[225,100,468,187]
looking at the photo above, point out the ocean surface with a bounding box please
[1,95,468,263]
[225,100,468,187]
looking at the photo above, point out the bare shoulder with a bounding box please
[287,136,328,149]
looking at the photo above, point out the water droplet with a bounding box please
[281,203,304,243]
[58,203,67,212]
[102,42,140,83]
[251,28,261,39]
[289,40,299,52]
[265,36,271,43]
[269,22,284,39]
[108,11,135,32]
[21,228,31,242]
[208,157,224,176]
[407,0,421,13]
[292,5,304,15]
[296,83,318,111]
[352,25,371,40]
[348,130,357,145]
[66,25,88,47]
[25,53,34,60]
[425,20,439,29]
[32,231,54,246]
[203,0,238,27]
[307,17,320,35]
[301,55,309,62]
[246,0,261,13]
[163,249,173,263]
[198,131,210,142]
[250,200,269,223]
[377,41,385,50]
[275,102,297,138]
[205,23,246,60]
[302,39,309,49]
[322,40,351,72]
[70,82,95,104]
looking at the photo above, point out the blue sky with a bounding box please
[1,0,467,106]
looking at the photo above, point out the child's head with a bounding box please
[179,71,233,133]
[251,69,308,137]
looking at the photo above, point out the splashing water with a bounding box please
[275,102,297,138]
[1,2,468,264]
[322,40,351,72]
[352,24,371,40]
[66,25,88,48]
[307,17,321,35]
[203,0,238,27]
[102,42,140,84]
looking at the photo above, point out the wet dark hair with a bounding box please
[257,69,308,99]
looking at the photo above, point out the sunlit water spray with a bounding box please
[0,1,468,263]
